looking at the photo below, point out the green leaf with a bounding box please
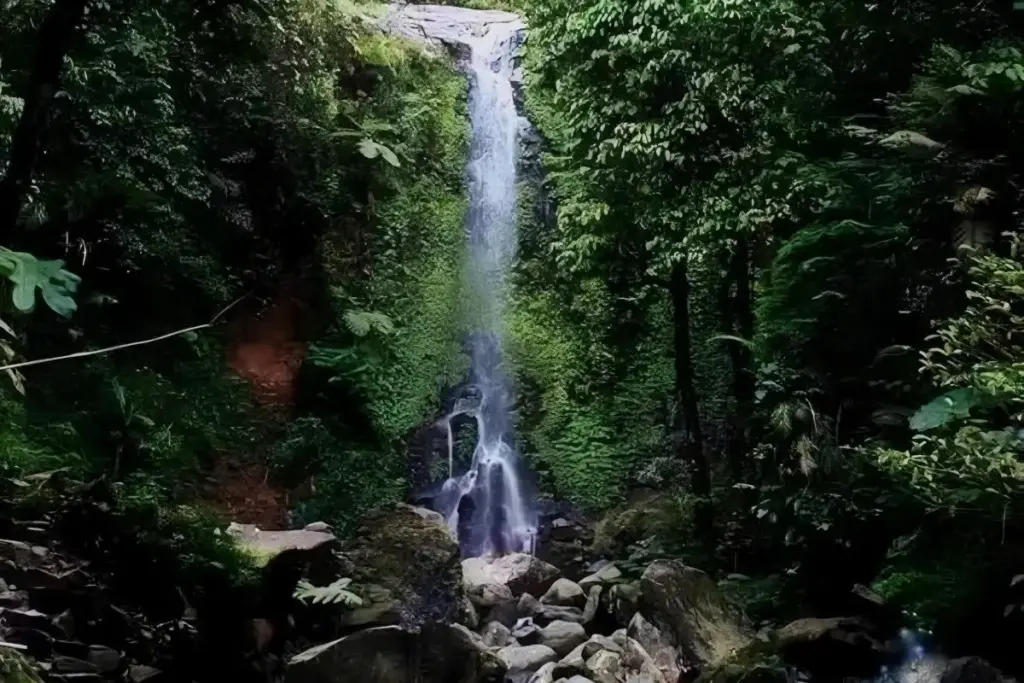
[358,139,380,159]
[909,388,983,431]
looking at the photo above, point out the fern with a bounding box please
[293,577,363,607]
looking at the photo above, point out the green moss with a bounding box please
[697,642,786,683]
[0,650,44,683]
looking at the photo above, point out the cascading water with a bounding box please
[392,6,537,558]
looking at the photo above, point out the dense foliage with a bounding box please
[3,0,1024,676]
[518,0,1024,668]
[0,0,468,539]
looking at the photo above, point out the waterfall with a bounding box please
[391,5,536,558]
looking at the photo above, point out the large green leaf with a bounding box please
[909,388,983,431]
[0,248,81,317]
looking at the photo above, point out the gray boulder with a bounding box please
[541,578,586,608]
[539,620,587,655]
[639,560,752,670]
[464,553,561,598]
[284,624,504,683]
[498,644,560,673]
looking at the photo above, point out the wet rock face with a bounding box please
[639,560,753,672]
[336,504,463,630]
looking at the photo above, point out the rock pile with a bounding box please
[0,515,163,682]
[283,516,1020,683]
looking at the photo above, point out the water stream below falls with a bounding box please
[390,6,537,558]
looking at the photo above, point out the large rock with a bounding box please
[774,616,889,678]
[226,523,337,567]
[940,657,1012,683]
[639,560,753,673]
[628,612,681,683]
[542,578,586,608]
[284,624,504,683]
[497,644,560,673]
[539,620,587,655]
[336,504,463,629]
[463,553,561,598]
[469,582,515,608]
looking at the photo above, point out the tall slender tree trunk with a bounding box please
[722,238,755,482]
[670,254,714,553]
[0,0,90,235]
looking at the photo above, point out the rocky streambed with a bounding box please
[274,504,1017,683]
[0,495,1018,683]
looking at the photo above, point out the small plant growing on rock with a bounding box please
[293,577,363,607]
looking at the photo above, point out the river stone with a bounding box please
[623,637,669,682]
[639,560,752,671]
[579,563,622,590]
[497,644,559,673]
[539,620,587,655]
[470,582,515,608]
[628,612,680,683]
[586,648,623,683]
[608,581,641,626]
[512,617,542,645]
[519,593,542,616]
[463,553,561,598]
[482,620,513,648]
[582,585,603,625]
[527,661,557,683]
[335,504,463,629]
[285,624,504,683]
[541,578,586,608]
[537,604,585,625]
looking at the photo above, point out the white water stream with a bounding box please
[391,5,536,558]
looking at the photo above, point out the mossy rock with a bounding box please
[591,492,684,556]
[0,650,44,683]
[337,504,463,629]
[698,646,787,683]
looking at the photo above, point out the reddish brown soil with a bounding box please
[206,278,315,527]
[203,456,289,530]
[227,282,309,410]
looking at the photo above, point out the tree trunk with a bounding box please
[723,238,755,482]
[0,0,90,235]
[670,254,714,553]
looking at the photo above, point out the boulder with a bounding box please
[542,579,586,608]
[528,661,557,683]
[519,593,542,616]
[639,560,752,672]
[498,644,560,673]
[284,624,504,683]
[513,617,542,645]
[537,604,585,626]
[608,582,641,626]
[457,594,479,630]
[539,620,587,655]
[774,616,887,678]
[586,648,623,683]
[628,612,680,683]
[622,637,670,682]
[582,585,603,626]
[336,504,463,629]
[941,657,1013,683]
[580,564,622,591]
[470,582,515,608]
[482,620,513,648]
[226,524,337,568]
[464,554,561,598]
